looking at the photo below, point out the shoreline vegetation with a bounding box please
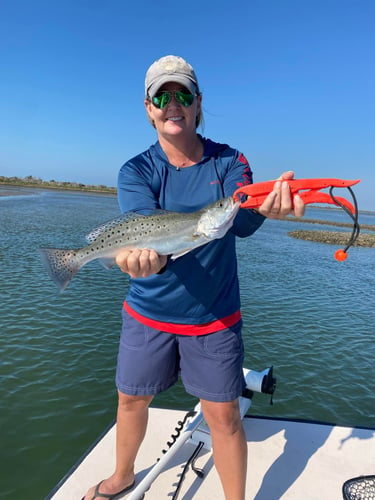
[1,176,374,248]
[0,175,116,195]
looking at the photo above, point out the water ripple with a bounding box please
[1,192,374,499]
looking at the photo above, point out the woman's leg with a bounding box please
[200,398,247,500]
[82,391,153,500]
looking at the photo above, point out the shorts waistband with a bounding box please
[124,302,241,336]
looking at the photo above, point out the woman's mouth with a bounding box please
[166,116,183,122]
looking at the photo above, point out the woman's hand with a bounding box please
[257,171,305,219]
[115,249,168,278]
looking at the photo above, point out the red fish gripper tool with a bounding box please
[233,178,361,261]
[233,178,360,214]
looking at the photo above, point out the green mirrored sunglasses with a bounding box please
[151,90,196,109]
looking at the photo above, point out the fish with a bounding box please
[39,197,240,292]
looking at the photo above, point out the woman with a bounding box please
[83,55,304,500]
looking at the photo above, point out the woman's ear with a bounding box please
[144,99,156,128]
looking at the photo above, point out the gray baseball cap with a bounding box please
[145,55,200,98]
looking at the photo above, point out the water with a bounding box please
[1,187,374,499]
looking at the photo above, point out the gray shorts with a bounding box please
[116,309,246,402]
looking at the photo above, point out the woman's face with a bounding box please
[145,81,201,138]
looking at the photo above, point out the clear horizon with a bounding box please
[1,1,374,210]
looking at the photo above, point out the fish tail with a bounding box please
[39,247,81,292]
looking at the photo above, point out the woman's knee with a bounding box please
[200,399,242,435]
[117,391,153,412]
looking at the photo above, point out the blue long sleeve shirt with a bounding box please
[117,137,265,330]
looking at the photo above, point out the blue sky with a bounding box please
[1,0,374,209]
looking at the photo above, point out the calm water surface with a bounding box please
[1,187,374,499]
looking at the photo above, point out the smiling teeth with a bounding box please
[168,117,182,121]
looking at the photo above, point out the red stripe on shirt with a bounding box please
[124,302,241,336]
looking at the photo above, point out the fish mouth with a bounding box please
[197,197,241,239]
[227,199,241,223]
[221,197,241,219]
[218,197,241,229]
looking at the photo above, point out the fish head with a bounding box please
[197,197,240,240]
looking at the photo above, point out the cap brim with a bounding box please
[147,75,197,98]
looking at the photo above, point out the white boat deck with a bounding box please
[48,407,374,500]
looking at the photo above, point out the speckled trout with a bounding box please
[39,197,240,292]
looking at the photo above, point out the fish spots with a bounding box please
[39,198,239,291]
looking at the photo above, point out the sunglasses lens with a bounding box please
[152,92,171,109]
[175,91,195,107]
[151,91,195,109]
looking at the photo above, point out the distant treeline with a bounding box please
[0,175,117,194]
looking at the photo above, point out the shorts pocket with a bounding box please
[120,309,148,349]
[203,322,243,358]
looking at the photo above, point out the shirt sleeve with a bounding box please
[117,154,159,214]
[223,151,266,238]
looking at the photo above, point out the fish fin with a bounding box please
[170,234,209,260]
[98,257,116,269]
[171,249,196,260]
[39,248,80,292]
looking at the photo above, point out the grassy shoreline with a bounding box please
[0,178,116,195]
[0,184,116,197]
